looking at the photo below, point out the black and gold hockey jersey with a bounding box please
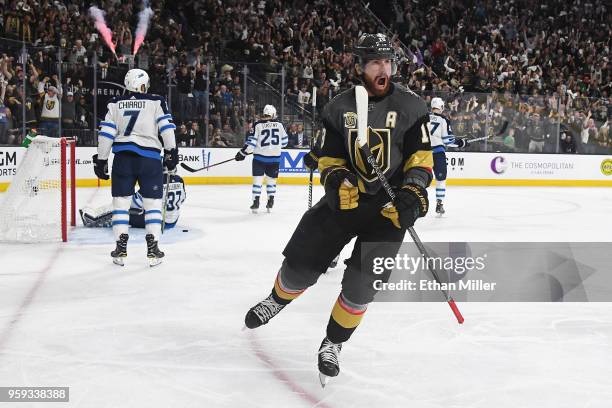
[318,83,433,195]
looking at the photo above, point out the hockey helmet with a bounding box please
[124,68,150,93]
[263,104,277,119]
[431,97,445,112]
[353,33,397,75]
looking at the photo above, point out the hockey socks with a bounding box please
[142,198,163,240]
[252,175,264,200]
[435,179,446,201]
[272,269,306,304]
[326,294,367,344]
[111,196,131,240]
[244,269,306,329]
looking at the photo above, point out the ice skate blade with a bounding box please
[319,372,331,388]
[266,208,271,213]
[149,257,163,267]
[112,257,125,266]
[251,209,258,214]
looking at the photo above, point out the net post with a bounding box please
[61,138,67,242]
[70,139,76,227]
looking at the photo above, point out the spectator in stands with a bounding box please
[61,91,76,130]
[177,123,191,147]
[286,123,299,148]
[560,127,577,154]
[193,63,208,119]
[189,121,204,146]
[211,128,230,147]
[0,79,9,144]
[503,128,516,151]
[39,86,61,138]
[76,95,91,130]
[175,65,193,122]
[0,0,609,154]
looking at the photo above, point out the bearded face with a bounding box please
[362,59,393,97]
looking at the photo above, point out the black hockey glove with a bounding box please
[455,138,468,149]
[381,184,429,229]
[322,166,359,211]
[163,148,179,171]
[235,148,247,161]
[303,151,318,171]
[92,154,109,180]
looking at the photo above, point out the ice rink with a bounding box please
[1,184,611,408]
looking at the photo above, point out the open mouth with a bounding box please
[376,76,388,88]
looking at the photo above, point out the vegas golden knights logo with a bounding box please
[46,100,56,111]
[343,112,357,128]
[347,127,391,182]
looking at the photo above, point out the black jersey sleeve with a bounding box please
[402,110,434,189]
[317,101,352,186]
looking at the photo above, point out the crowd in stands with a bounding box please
[0,0,609,153]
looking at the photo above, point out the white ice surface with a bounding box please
[1,185,611,408]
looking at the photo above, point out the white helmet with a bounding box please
[124,68,150,93]
[263,104,277,119]
[431,97,445,112]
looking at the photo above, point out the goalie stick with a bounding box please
[354,85,464,325]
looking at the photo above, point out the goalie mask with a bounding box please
[353,33,397,76]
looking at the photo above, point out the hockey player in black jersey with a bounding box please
[244,33,433,386]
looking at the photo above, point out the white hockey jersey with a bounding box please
[97,93,176,160]
[243,119,288,162]
[132,174,186,228]
[429,113,455,153]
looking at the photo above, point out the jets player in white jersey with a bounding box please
[80,174,186,230]
[92,68,178,266]
[235,104,288,213]
[429,97,466,215]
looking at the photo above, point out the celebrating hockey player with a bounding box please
[244,33,434,385]
[92,68,178,266]
[428,97,467,215]
[80,173,186,229]
[235,104,288,213]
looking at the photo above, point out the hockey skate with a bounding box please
[250,197,260,214]
[244,293,286,329]
[111,233,129,266]
[436,199,445,216]
[318,337,342,387]
[266,196,274,213]
[146,234,164,267]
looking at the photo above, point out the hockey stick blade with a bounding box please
[180,162,205,172]
[355,85,369,147]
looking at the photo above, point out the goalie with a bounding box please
[80,174,186,230]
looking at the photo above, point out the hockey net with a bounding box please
[0,136,76,242]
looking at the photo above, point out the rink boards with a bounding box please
[1,146,611,191]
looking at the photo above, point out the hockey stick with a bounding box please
[355,85,464,324]
[180,157,237,173]
[308,166,314,209]
[309,86,318,209]
[468,120,509,144]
